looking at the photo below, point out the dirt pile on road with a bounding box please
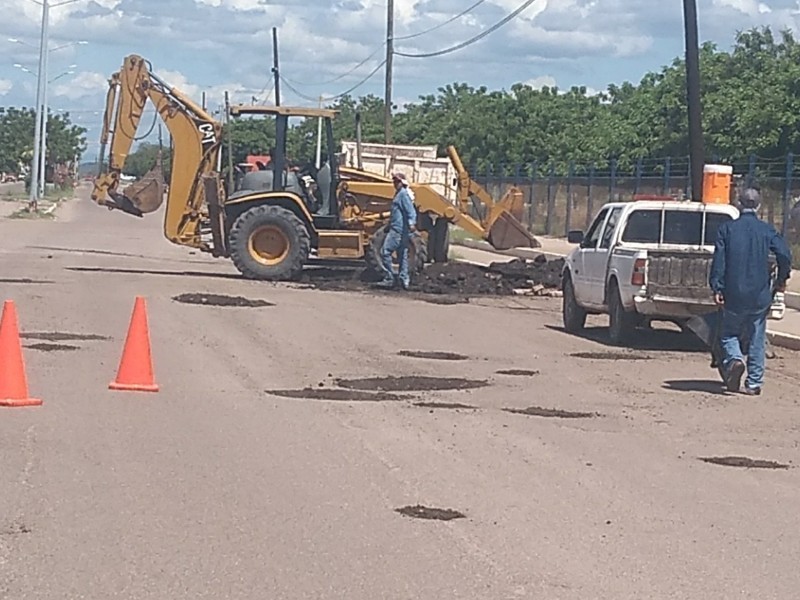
[415,256,565,296]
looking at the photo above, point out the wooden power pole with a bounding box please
[384,0,394,143]
[272,27,281,106]
[682,0,704,201]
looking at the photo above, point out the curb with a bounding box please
[454,238,568,262]
[786,292,800,311]
[767,330,800,352]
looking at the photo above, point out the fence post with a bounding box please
[748,154,756,186]
[634,157,643,196]
[565,161,575,237]
[783,152,794,236]
[586,162,595,229]
[686,155,691,199]
[663,156,671,195]
[545,164,555,236]
[513,163,521,187]
[608,158,617,201]
[528,161,538,233]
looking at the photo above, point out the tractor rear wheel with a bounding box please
[228,204,310,281]
[366,226,428,282]
[427,217,451,263]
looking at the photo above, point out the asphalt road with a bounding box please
[2,185,800,599]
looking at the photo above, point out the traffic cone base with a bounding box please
[109,381,159,393]
[0,397,43,407]
[109,296,159,393]
[0,300,41,408]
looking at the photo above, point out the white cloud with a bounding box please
[0,80,12,96]
[523,75,557,89]
[52,71,108,100]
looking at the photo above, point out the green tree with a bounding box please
[0,107,86,174]
[123,142,171,179]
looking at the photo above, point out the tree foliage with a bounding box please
[123,142,172,179]
[0,107,86,174]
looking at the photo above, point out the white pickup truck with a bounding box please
[561,199,740,345]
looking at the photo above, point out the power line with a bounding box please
[394,0,488,40]
[281,1,488,90]
[279,59,387,104]
[283,44,386,87]
[395,0,540,58]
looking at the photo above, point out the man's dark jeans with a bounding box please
[720,308,768,390]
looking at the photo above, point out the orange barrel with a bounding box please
[702,164,733,204]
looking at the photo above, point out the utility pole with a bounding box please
[29,0,49,211]
[201,91,207,112]
[682,0,704,201]
[384,0,394,144]
[272,27,281,106]
[315,96,323,169]
[39,20,51,200]
[225,91,234,193]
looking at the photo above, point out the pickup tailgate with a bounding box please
[646,249,714,302]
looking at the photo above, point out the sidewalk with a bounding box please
[452,235,800,351]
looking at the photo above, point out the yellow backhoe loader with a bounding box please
[92,54,539,281]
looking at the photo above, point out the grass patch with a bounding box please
[8,206,56,220]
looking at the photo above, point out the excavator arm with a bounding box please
[91,54,223,249]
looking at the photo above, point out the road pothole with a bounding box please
[21,332,109,342]
[496,369,540,377]
[0,522,31,536]
[571,351,652,361]
[335,376,488,392]
[503,406,596,419]
[414,401,478,410]
[266,388,408,402]
[172,293,274,307]
[699,456,790,469]
[395,505,466,521]
[0,278,53,284]
[24,343,80,352]
[398,350,469,361]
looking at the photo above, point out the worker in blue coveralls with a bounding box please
[710,187,792,395]
[377,172,417,290]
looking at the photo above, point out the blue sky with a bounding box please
[1,0,798,158]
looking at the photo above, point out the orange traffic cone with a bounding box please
[0,300,42,407]
[109,296,159,392]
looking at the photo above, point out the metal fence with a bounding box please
[471,154,800,242]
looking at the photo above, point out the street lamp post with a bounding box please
[18,0,86,210]
[28,0,49,210]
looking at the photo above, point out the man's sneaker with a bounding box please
[374,278,395,289]
[742,386,762,396]
[724,359,746,392]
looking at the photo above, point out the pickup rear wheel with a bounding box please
[608,282,636,346]
[228,204,310,281]
[562,274,587,333]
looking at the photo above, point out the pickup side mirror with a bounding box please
[567,230,584,244]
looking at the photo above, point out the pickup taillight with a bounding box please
[631,258,647,286]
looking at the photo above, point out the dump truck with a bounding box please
[91,55,539,281]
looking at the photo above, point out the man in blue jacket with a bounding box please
[377,172,417,290]
[710,188,792,394]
